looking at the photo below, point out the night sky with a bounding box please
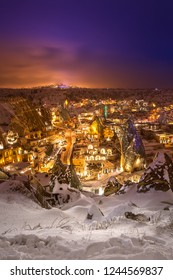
[1,0,173,88]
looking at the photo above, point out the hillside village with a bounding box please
[0,87,173,260]
[0,87,173,207]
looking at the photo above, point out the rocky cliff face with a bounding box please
[89,116,104,136]
[49,154,81,206]
[117,118,146,173]
[50,154,80,192]
[0,97,51,138]
[137,152,173,192]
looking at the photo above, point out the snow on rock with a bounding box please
[52,182,81,206]
[104,176,122,196]
[124,212,150,222]
[50,153,80,190]
[85,204,104,222]
[0,178,173,259]
[137,152,173,192]
[121,118,146,172]
[106,203,132,221]
[0,179,35,203]
[117,182,136,195]
[62,194,95,221]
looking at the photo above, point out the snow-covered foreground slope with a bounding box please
[0,180,173,259]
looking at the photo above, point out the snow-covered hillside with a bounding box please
[0,180,173,259]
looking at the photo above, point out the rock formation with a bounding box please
[104,176,122,196]
[89,116,104,137]
[117,118,146,172]
[125,212,150,222]
[137,152,173,192]
[50,154,80,191]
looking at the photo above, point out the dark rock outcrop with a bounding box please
[137,152,173,192]
[104,176,122,196]
[125,211,150,222]
[50,154,81,191]
[117,180,135,194]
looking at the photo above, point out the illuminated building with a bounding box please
[6,131,19,145]
[0,146,33,166]
[155,133,173,146]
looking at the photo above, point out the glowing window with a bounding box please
[88,144,93,150]
[101,148,106,154]
[95,155,100,160]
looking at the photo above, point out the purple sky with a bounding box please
[0,0,173,88]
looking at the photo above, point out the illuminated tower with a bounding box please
[104,105,108,119]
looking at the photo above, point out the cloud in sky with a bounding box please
[0,42,121,87]
[1,41,172,88]
[1,0,173,88]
